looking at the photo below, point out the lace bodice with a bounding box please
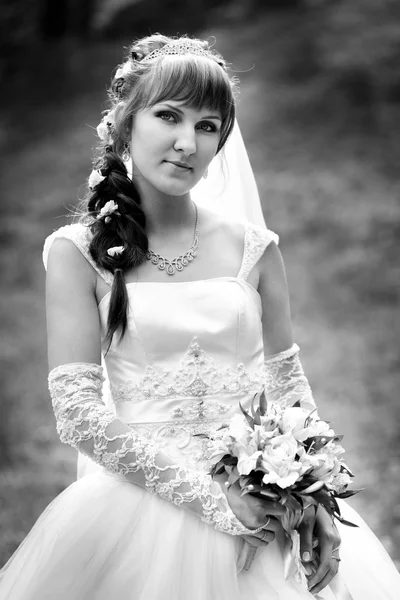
[43,220,279,471]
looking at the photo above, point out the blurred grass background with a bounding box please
[1,0,400,570]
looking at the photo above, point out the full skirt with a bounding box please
[0,467,399,600]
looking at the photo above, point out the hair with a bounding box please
[77,34,238,350]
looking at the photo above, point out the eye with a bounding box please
[156,110,177,123]
[197,121,218,133]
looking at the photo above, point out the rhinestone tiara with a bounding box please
[141,41,223,65]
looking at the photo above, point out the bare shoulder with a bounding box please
[47,236,96,292]
[46,238,101,368]
[258,237,285,282]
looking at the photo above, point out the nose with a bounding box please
[173,124,196,156]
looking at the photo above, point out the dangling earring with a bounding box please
[203,168,208,179]
[122,142,130,162]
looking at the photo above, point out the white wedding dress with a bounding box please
[0,221,399,600]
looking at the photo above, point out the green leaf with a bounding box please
[216,424,229,431]
[259,389,268,415]
[228,471,241,486]
[334,514,359,528]
[336,488,364,499]
[222,455,239,466]
[250,393,258,419]
[296,493,318,507]
[307,435,335,451]
[340,463,355,477]
[285,494,303,513]
[210,463,226,477]
[240,484,280,501]
[239,401,254,429]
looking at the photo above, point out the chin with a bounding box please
[155,180,196,197]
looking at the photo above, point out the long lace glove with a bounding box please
[263,343,318,413]
[48,362,261,537]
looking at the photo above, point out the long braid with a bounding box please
[87,152,147,348]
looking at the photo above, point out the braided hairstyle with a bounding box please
[78,34,237,350]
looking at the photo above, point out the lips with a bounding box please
[165,161,192,170]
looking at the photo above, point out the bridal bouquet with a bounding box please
[208,391,361,581]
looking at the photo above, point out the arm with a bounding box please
[46,237,263,536]
[258,241,341,591]
[258,242,316,411]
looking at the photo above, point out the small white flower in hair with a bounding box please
[97,200,120,223]
[107,246,125,257]
[115,62,131,78]
[88,169,106,190]
[96,111,115,144]
[96,121,109,142]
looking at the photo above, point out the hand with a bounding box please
[214,473,285,537]
[215,475,285,572]
[299,505,342,595]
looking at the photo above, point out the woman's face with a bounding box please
[130,100,222,196]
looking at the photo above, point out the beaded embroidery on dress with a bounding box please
[1,220,399,600]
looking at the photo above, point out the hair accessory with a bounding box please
[97,200,120,223]
[96,111,115,145]
[88,169,106,190]
[141,41,223,66]
[146,203,198,275]
[115,62,132,79]
[107,246,125,257]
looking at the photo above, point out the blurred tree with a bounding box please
[41,0,96,39]
[305,0,400,108]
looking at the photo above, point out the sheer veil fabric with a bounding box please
[191,120,267,228]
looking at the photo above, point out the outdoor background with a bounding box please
[1,0,400,569]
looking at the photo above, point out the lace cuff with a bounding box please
[263,344,318,412]
[48,362,259,537]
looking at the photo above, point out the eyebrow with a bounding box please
[158,103,222,121]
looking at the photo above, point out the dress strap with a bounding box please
[237,223,279,281]
[42,223,114,287]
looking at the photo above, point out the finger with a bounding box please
[299,507,317,563]
[307,538,335,591]
[252,512,284,531]
[250,497,286,517]
[242,531,275,546]
[309,563,340,595]
[260,516,281,533]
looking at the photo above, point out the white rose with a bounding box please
[261,432,303,489]
[310,453,341,483]
[88,169,106,190]
[296,446,321,474]
[98,200,119,219]
[107,246,125,257]
[96,121,110,142]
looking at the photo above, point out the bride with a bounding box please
[0,34,399,600]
